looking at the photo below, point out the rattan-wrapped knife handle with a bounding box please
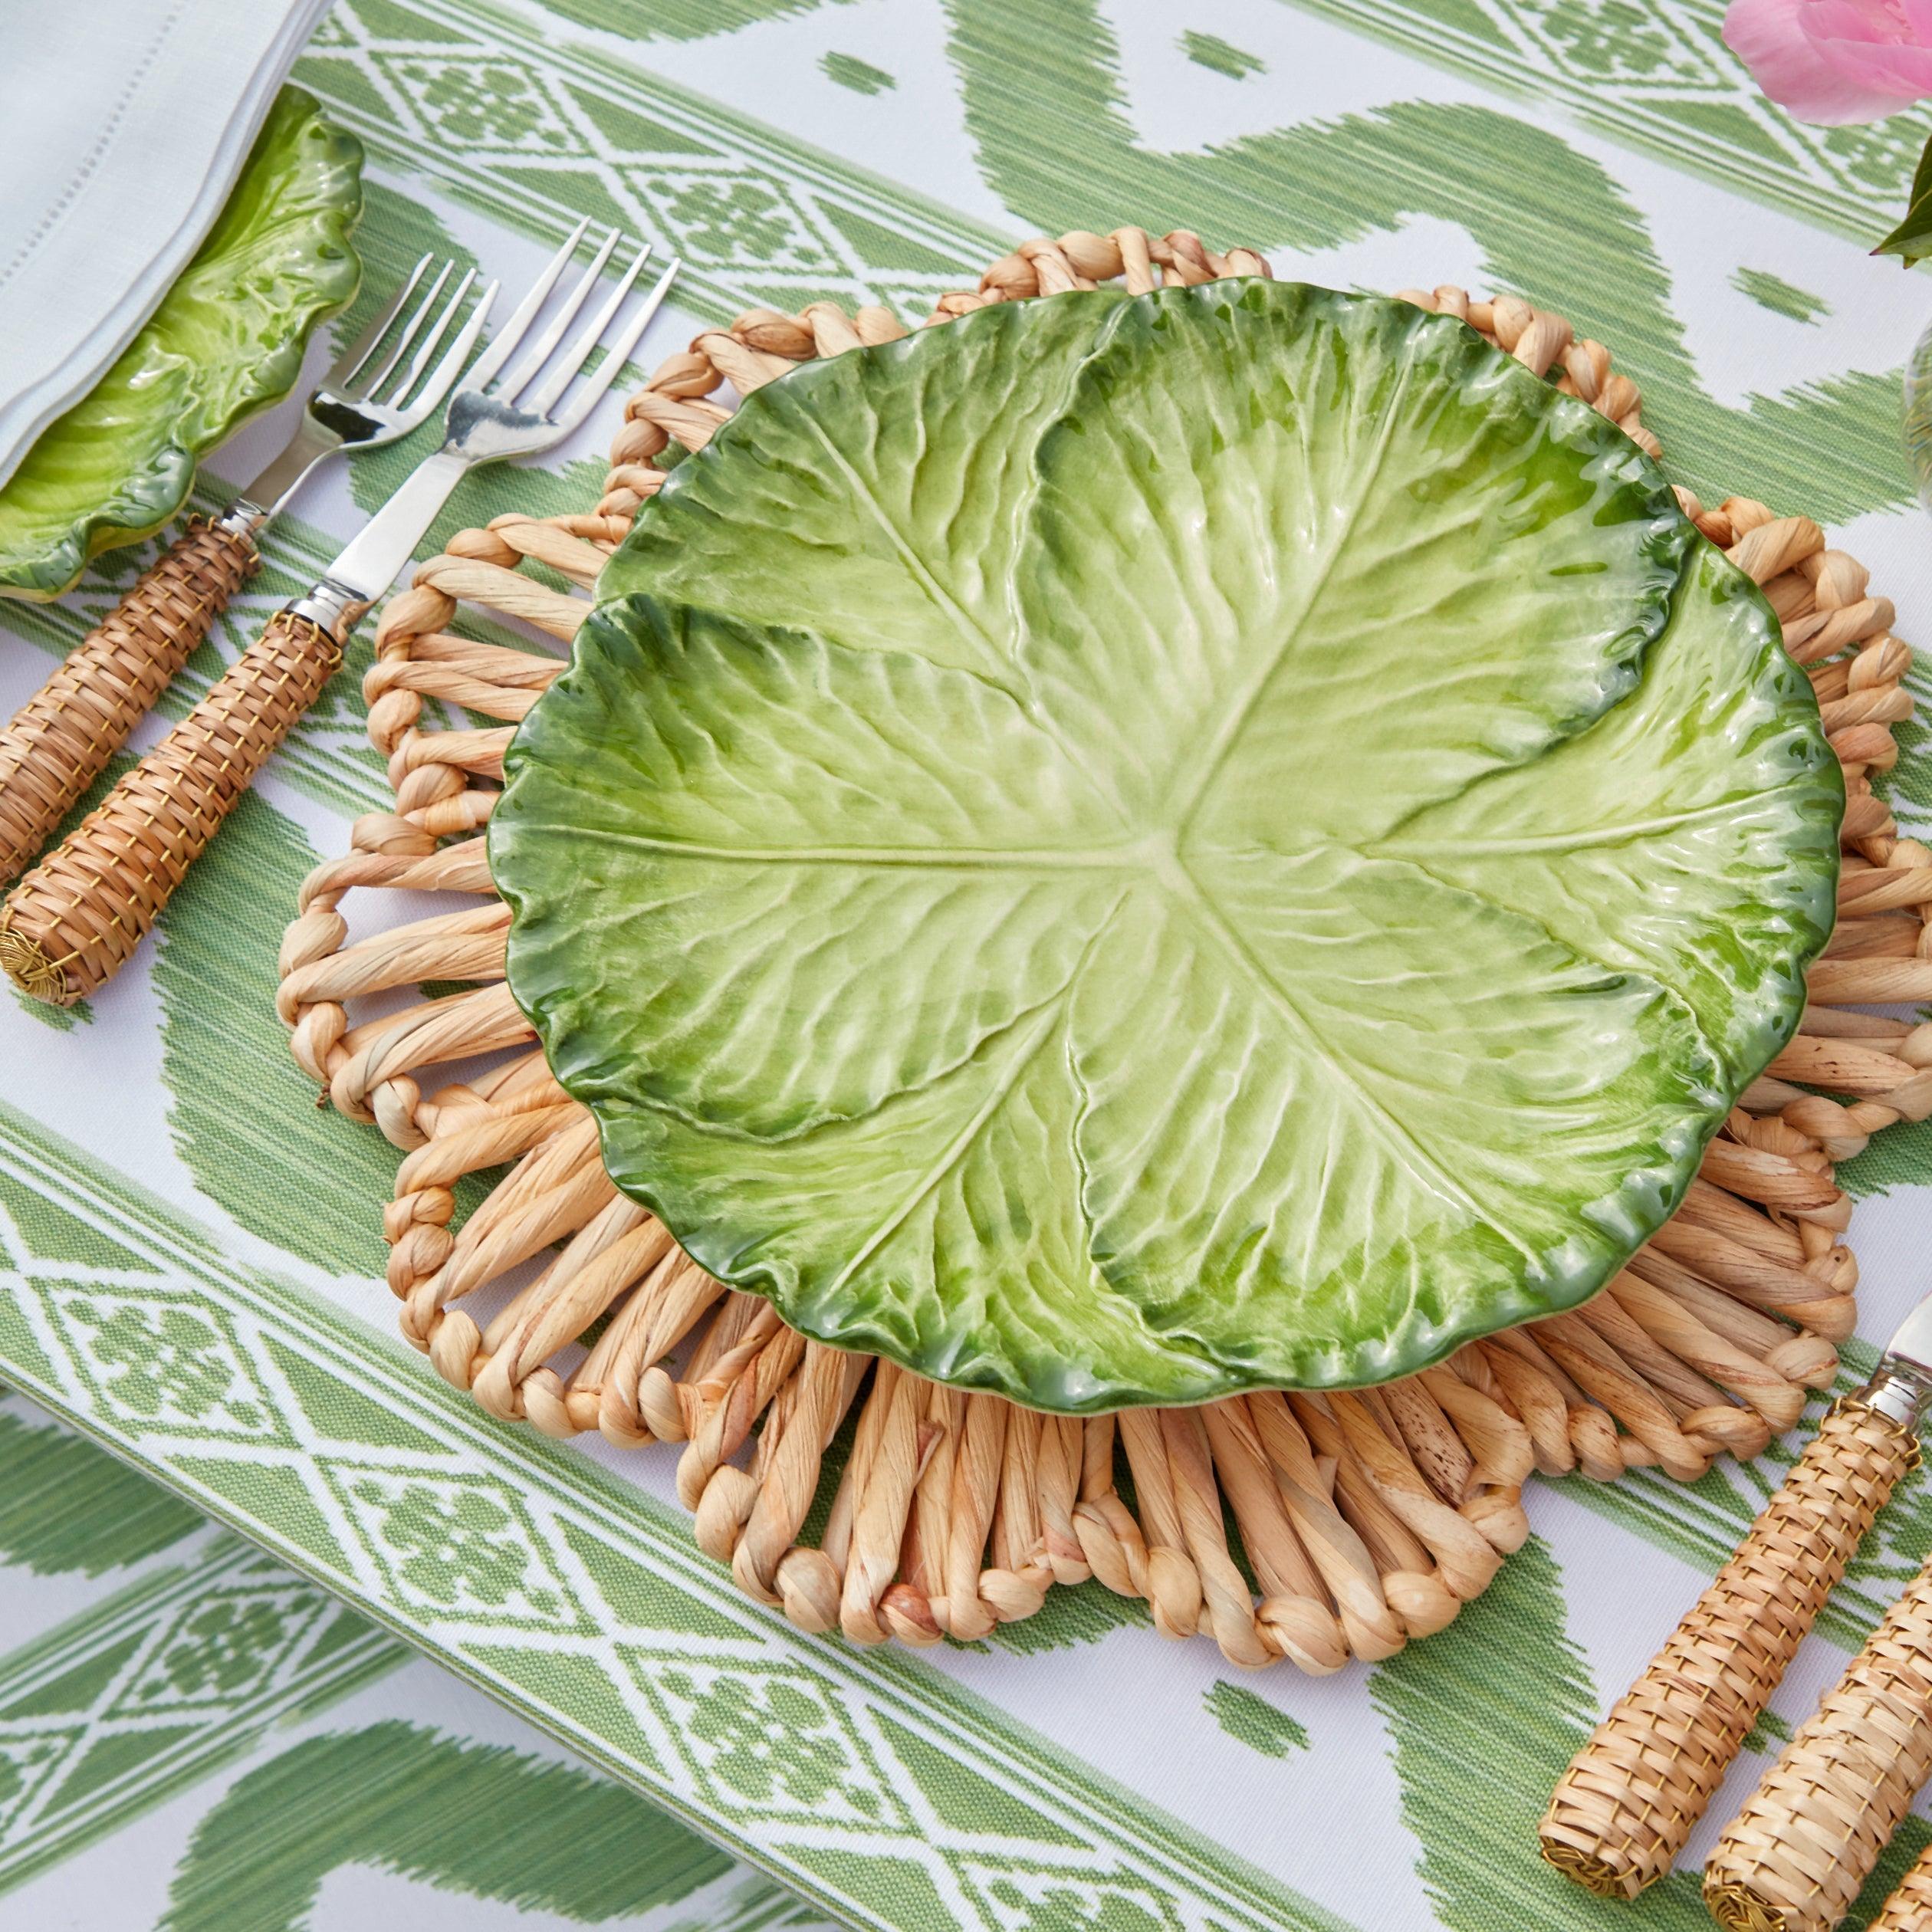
[1868,1841,1932,1932]
[0,610,343,1005]
[1539,1399,1917,1901]
[0,518,257,886]
[1704,1549,1932,1932]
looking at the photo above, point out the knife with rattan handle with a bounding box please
[0,517,258,886]
[0,248,490,892]
[1865,1839,1932,1932]
[0,235,678,1007]
[1539,1297,1932,1903]
[1701,1555,1932,1932]
[0,609,344,1004]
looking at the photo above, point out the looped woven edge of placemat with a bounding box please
[273,226,1919,1670]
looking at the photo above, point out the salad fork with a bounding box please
[0,222,680,1006]
[0,254,491,886]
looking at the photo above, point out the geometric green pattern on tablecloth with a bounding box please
[0,1396,839,1926]
[632,1657,912,1833]
[35,1287,289,1447]
[320,1462,595,1631]
[0,1387,395,1900]
[8,2,1932,1925]
[288,0,1917,535]
[1284,0,1924,236]
[0,1105,1355,1932]
[297,0,1008,326]
[5,1081,1926,1927]
[0,1539,398,1892]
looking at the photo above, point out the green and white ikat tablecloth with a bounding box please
[0,1391,837,1930]
[10,2,1932,1927]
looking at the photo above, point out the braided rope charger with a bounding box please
[278,228,1925,1671]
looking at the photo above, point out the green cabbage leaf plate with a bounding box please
[495,281,1841,1411]
[0,87,362,601]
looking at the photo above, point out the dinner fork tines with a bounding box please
[237,251,495,514]
[318,224,679,618]
[0,254,490,887]
[0,225,682,1006]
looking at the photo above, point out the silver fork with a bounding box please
[232,250,495,519]
[0,225,682,1007]
[303,220,678,639]
[0,252,492,886]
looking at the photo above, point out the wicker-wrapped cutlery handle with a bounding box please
[1867,1841,1932,1932]
[1703,1549,1932,1932]
[0,607,343,1006]
[1539,1398,1919,1901]
[0,515,258,887]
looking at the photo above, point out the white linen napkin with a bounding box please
[0,0,333,491]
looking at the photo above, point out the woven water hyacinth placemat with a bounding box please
[277,225,1922,1674]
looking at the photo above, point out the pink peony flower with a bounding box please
[1724,0,1932,123]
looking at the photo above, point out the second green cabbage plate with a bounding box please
[0,88,362,601]
[494,280,1842,1412]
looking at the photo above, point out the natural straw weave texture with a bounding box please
[0,518,256,887]
[273,228,1921,1667]
[1868,1841,1932,1932]
[1539,1401,1919,1899]
[1705,1550,1932,1932]
[1,609,337,1003]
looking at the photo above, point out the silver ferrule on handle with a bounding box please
[1857,1360,1932,1434]
[212,498,271,543]
[284,577,371,638]
[1853,1290,1932,1437]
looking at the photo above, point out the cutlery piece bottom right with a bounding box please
[1867,1840,1932,1932]
[1704,1549,1932,1932]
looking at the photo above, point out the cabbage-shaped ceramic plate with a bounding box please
[495,281,1842,1412]
[0,87,362,601]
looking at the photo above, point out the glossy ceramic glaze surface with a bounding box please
[494,280,1842,1411]
[0,88,363,601]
